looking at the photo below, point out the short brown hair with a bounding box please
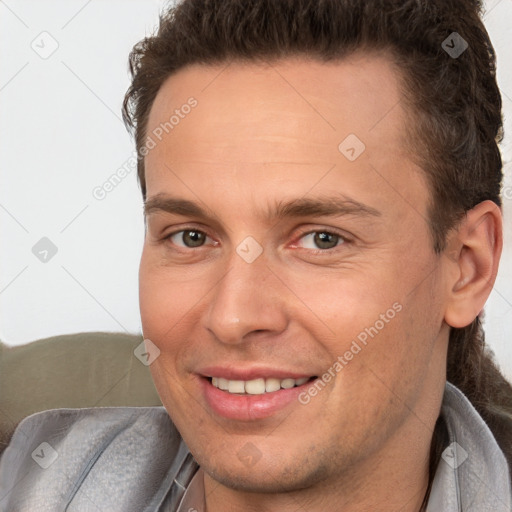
[122,0,512,505]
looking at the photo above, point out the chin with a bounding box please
[201,453,334,494]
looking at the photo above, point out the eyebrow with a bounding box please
[143,193,382,222]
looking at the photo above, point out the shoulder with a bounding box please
[0,407,192,512]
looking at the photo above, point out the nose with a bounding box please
[203,250,289,345]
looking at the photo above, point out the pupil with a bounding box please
[315,232,338,249]
[184,230,205,247]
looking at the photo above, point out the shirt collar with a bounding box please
[427,381,511,511]
[176,467,205,512]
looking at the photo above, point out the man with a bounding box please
[1,0,511,510]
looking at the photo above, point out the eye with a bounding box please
[167,229,210,248]
[297,231,345,250]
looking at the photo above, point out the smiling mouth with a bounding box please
[208,376,317,395]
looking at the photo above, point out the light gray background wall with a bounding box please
[1,0,511,380]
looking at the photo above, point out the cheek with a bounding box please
[139,267,172,340]
[289,255,442,395]
[281,266,403,346]
[336,276,444,407]
[139,250,201,342]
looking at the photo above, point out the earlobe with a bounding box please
[444,200,502,329]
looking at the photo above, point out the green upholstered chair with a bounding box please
[0,332,162,454]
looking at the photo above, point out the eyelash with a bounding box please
[163,227,350,253]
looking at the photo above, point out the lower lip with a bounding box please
[200,377,314,421]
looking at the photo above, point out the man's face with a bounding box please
[139,55,450,493]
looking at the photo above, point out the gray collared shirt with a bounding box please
[0,382,510,511]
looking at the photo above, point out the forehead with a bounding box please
[146,53,407,161]
[143,54,429,222]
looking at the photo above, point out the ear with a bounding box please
[444,200,503,329]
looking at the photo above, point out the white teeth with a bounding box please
[228,380,245,393]
[245,378,266,395]
[218,377,229,390]
[211,376,311,395]
[280,378,295,389]
[265,378,281,393]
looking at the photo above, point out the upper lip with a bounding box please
[197,365,316,381]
